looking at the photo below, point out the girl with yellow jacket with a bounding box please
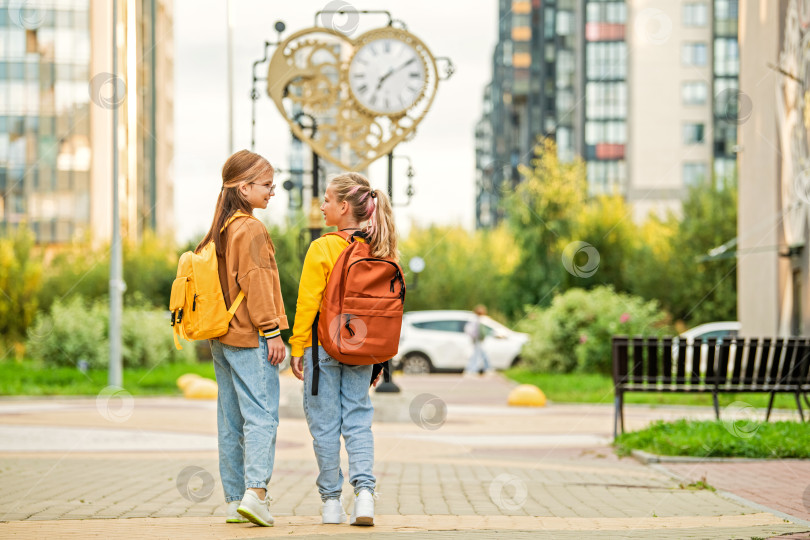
[290,172,398,526]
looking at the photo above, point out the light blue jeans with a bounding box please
[210,336,279,503]
[303,346,375,501]
[465,342,491,373]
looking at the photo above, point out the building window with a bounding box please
[683,123,705,144]
[585,82,627,119]
[714,37,739,76]
[682,81,708,105]
[557,11,575,36]
[586,42,627,79]
[586,1,627,23]
[683,162,708,186]
[683,3,708,26]
[682,42,708,66]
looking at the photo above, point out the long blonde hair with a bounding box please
[197,150,274,257]
[329,172,398,261]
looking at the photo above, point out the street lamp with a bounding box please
[408,256,425,290]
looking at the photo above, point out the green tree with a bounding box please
[0,225,43,352]
[399,225,519,320]
[504,138,586,317]
[624,177,737,327]
[564,193,640,293]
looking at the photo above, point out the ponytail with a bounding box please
[329,172,398,261]
[197,150,274,257]
[367,189,397,260]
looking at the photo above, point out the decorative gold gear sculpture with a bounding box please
[267,26,440,172]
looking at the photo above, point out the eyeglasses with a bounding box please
[251,182,276,194]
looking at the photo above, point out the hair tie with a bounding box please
[370,191,377,199]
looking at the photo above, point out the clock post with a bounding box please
[257,14,454,393]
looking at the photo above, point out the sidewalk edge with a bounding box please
[647,462,810,529]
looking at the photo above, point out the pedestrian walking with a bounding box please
[464,305,493,376]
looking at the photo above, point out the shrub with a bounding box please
[38,232,178,314]
[123,298,196,368]
[27,296,108,369]
[517,286,672,374]
[27,296,195,369]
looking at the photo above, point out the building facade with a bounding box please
[0,0,173,245]
[738,0,810,337]
[475,0,739,227]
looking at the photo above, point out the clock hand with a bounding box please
[375,68,395,91]
[375,58,417,92]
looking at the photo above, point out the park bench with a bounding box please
[611,335,810,436]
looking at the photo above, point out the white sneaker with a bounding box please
[226,501,248,523]
[321,497,347,524]
[237,490,274,527]
[350,489,375,526]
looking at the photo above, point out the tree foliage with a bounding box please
[0,225,42,350]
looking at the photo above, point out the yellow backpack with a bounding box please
[169,211,257,350]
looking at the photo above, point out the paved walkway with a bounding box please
[0,372,807,539]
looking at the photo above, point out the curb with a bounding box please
[629,449,810,464]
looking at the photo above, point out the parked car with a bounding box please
[675,321,741,374]
[392,310,529,374]
[680,321,741,343]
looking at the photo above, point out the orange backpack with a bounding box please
[310,231,406,394]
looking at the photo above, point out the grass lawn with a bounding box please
[504,368,802,410]
[0,359,216,396]
[613,419,810,458]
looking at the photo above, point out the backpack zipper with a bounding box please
[347,258,406,302]
[192,294,197,311]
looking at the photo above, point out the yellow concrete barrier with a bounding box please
[176,373,203,391]
[507,384,547,407]
[184,377,218,400]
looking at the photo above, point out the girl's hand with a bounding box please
[371,371,383,387]
[266,337,286,365]
[291,356,304,381]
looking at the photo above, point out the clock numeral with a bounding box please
[384,40,391,53]
[409,72,420,78]
[357,84,368,94]
[384,97,390,110]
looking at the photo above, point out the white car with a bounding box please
[680,321,741,343]
[676,321,741,375]
[392,310,529,374]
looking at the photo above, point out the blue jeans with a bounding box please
[302,346,375,501]
[210,336,279,503]
[465,342,491,373]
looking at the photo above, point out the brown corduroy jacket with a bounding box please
[215,214,288,347]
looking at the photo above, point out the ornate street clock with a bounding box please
[266,25,449,172]
[348,35,427,116]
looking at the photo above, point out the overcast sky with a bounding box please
[173,0,498,242]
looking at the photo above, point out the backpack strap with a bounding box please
[311,312,320,396]
[227,290,245,315]
[322,230,353,242]
[218,212,254,317]
[220,210,258,233]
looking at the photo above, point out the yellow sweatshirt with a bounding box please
[289,233,351,357]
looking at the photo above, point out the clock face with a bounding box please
[348,38,427,115]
